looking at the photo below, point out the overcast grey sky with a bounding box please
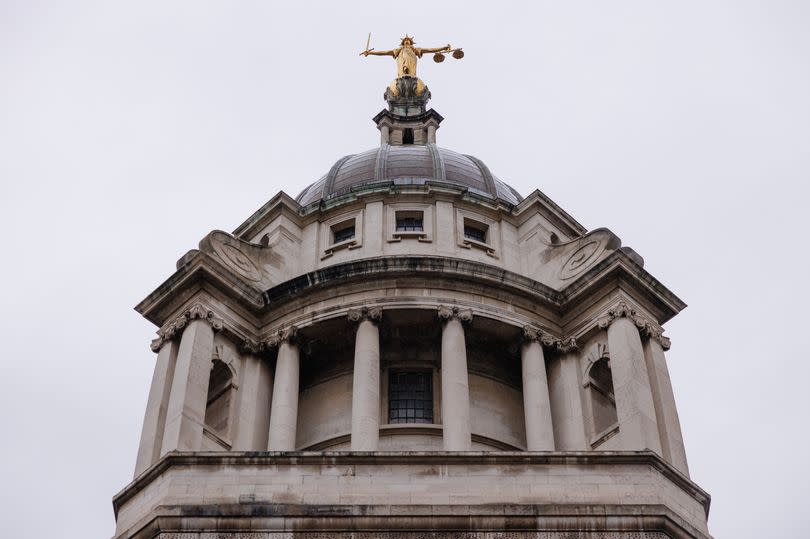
[1,1,808,537]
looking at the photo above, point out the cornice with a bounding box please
[114,450,711,519]
[512,189,588,237]
[560,249,686,323]
[232,191,302,241]
[135,251,265,325]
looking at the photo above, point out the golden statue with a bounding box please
[361,35,463,98]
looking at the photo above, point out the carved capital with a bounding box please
[150,302,224,352]
[239,338,265,355]
[596,300,671,350]
[265,325,299,348]
[437,305,473,324]
[347,306,382,324]
[522,325,579,353]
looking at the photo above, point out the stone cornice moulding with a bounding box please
[437,305,474,323]
[596,300,672,350]
[522,325,578,353]
[347,306,382,325]
[150,303,224,352]
[114,451,711,520]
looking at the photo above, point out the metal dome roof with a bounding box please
[296,144,523,206]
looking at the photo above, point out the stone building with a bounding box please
[113,70,711,538]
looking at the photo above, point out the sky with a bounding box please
[1,1,809,537]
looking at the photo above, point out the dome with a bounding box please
[296,144,523,206]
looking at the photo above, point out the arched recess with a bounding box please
[204,358,237,442]
[583,343,618,447]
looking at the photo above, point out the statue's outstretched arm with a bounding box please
[415,44,452,55]
[361,49,397,57]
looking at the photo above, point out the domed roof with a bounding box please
[296,144,523,206]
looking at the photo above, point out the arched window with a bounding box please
[586,357,618,437]
[204,360,234,438]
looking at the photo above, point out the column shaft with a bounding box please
[607,317,662,452]
[134,339,178,475]
[232,354,274,451]
[644,338,689,475]
[267,340,300,450]
[441,316,471,450]
[548,352,589,449]
[521,339,555,450]
[351,318,380,451]
[160,319,214,455]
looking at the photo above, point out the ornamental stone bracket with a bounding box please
[522,325,578,353]
[437,305,474,323]
[348,306,382,325]
[596,300,671,350]
[150,303,224,352]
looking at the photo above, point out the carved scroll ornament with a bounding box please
[150,303,224,352]
[348,306,382,324]
[264,325,299,348]
[522,326,578,353]
[596,300,671,350]
[437,305,473,323]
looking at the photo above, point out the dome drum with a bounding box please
[117,59,710,539]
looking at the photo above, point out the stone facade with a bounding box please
[115,78,710,538]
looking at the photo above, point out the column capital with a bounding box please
[596,300,671,350]
[348,306,382,324]
[522,326,578,353]
[438,305,473,324]
[264,325,299,348]
[239,338,264,355]
[150,302,224,352]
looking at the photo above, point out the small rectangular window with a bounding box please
[403,128,414,145]
[388,372,433,424]
[395,210,424,232]
[331,220,356,244]
[463,219,488,243]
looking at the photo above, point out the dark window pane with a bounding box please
[464,225,486,243]
[395,217,424,232]
[388,372,433,424]
[333,226,355,243]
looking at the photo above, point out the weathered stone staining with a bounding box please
[115,75,710,538]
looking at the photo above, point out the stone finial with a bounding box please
[522,325,579,353]
[150,302,224,352]
[437,305,473,323]
[347,306,382,324]
[265,325,299,348]
[596,300,671,351]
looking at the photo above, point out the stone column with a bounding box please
[427,125,437,143]
[438,306,473,451]
[380,125,390,144]
[267,327,300,451]
[644,337,690,475]
[600,302,662,453]
[548,352,589,450]
[232,348,274,451]
[521,327,556,451]
[160,305,221,455]
[134,338,178,475]
[349,307,382,451]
